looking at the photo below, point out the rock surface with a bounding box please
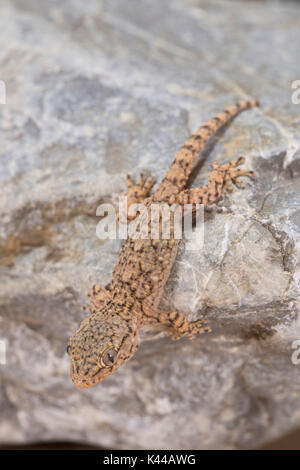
[0,0,300,450]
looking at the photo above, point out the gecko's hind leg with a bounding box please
[175,156,255,207]
[82,284,111,313]
[216,156,256,190]
[116,173,156,223]
[145,309,211,339]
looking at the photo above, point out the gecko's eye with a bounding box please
[101,348,118,366]
[66,344,71,355]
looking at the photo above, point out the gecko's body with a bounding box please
[68,99,258,388]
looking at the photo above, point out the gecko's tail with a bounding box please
[154,99,259,200]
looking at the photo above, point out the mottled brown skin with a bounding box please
[68,99,259,388]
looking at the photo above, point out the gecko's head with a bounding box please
[67,311,140,388]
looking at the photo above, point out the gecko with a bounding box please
[67,99,259,388]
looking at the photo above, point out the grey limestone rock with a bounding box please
[0,0,300,450]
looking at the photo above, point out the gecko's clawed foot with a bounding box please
[188,319,211,338]
[116,172,156,223]
[223,156,256,192]
[86,284,111,308]
[82,304,94,314]
[126,172,156,199]
[167,319,211,340]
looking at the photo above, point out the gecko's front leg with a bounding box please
[175,157,255,207]
[82,284,111,313]
[116,172,156,223]
[144,308,211,339]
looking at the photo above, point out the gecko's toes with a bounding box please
[82,304,93,313]
[236,156,246,166]
[247,170,256,179]
[225,182,234,192]
[126,172,155,195]
[137,173,145,186]
[144,175,156,192]
[126,174,134,188]
[235,178,245,189]
[227,165,256,189]
[188,319,211,338]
